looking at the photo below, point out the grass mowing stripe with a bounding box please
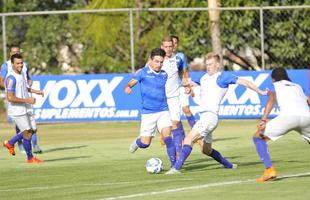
[0,178,195,192]
[100,172,310,200]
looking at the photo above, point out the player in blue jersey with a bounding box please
[171,35,196,128]
[253,68,310,182]
[161,36,192,158]
[0,46,42,154]
[166,52,268,174]
[125,48,176,167]
[3,53,43,163]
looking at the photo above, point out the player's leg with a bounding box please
[180,88,195,128]
[168,97,185,156]
[129,113,156,153]
[15,125,25,153]
[200,140,236,169]
[29,113,42,153]
[253,115,296,182]
[182,106,195,128]
[166,128,202,174]
[158,111,175,167]
[17,115,43,163]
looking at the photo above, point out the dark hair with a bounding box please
[150,48,166,59]
[171,35,179,43]
[271,67,290,82]
[11,53,23,63]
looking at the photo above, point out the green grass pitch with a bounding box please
[0,120,309,200]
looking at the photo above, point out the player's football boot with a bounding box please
[165,167,181,175]
[33,145,43,154]
[27,156,43,164]
[129,140,138,153]
[3,140,16,156]
[256,166,277,182]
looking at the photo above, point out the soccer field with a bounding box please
[0,120,309,200]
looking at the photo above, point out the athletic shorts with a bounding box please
[167,96,182,121]
[263,115,310,141]
[140,111,172,137]
[179,87,189,107]
[11,112,37,132]
[192,111,219,143]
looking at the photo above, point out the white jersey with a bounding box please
[199,72,238,114]
[162,56,182,98]
[272,80,310,117]
[5,71,31,116]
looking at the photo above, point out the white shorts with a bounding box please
[140,111,172,137]
[193,112,219,143]
[263,115,310,141]
[179,87,189,107]
[167,96,182,121]
[11,113,37,132]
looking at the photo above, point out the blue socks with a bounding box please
[253,137,272,168]
[172,122,185,155]
[174,144,192,170]
[186,115,196,128]
[209,149,233,168]
[163,136,176,167]
[136,138,150,149]
[9,132,23,146]
[22,137,33,160]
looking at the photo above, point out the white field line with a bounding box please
[100,172,310,200]
[0,178,194,192]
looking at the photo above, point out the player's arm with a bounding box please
[7,91,36,104]
[25,63,33,87]
[28,88,44,97]
[0,63,7,89]
[256,91,276,134]
[124,79,138,94]
[0,76,5,89]
[236,78,268,96]
[307,96,310,106]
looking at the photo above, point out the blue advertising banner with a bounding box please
[28,69,309,122]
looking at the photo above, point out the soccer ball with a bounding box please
[146,158,163,174]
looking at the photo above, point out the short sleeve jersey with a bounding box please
[199,71,238,114]
[268,80,310,116]
[162,54,186,98]
[133,66,169,114]
[5,71,30,116]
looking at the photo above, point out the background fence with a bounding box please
[0,6,309,75]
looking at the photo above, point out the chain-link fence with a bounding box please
[0,6,309,74]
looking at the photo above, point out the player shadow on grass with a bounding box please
[275,173,310,181]
[213,137,240,142]
[182,156,240,171]
[43,145,88,153]
[43,155,91,162]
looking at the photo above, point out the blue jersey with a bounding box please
[133,66,169,114]
[175,52,188,70]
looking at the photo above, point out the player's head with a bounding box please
[171,35,179,53]
[161,36,174,58]
[271,67,290,82]
[204,52,220,75]
[11,53,23,73]
[9,45,21,56]
[149,48,166,72]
